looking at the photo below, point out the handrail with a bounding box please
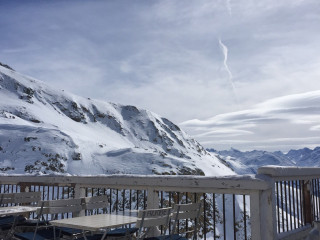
[0,174,272,194]
[259,165,320,180]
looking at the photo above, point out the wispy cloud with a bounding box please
[225,0,232,16]
[181,91,320,151]
[1,0,320,130]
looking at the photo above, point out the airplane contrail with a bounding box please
[218,38,238,102]
[226,0,232,16]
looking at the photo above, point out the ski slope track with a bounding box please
[0,66,233,176]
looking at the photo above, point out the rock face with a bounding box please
[0,66,233,176]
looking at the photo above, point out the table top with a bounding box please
[50,212,138,231]
[0,206,38,216]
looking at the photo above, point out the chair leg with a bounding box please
[5,215,18,240]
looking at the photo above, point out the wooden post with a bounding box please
[250,191,262,240]
[250,188,277,240]
[146,188,161,237]
[74,184,86,216]
[303,180,313,224]
[147,188,159,209]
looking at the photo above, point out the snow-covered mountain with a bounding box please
[286,147,320,166]
[209,147,320,174]
[0,65,233,176]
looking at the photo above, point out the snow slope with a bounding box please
[0,66,233,176]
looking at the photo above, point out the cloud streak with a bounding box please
[0,0,320,137]
[218,38,238,103]
[181,90,320,151]
[225,0,232,16]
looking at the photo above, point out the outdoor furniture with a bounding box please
[0,192,41,239]
[147,203,202,240]
[82,195,109,215]
[0,192,41,207]
[14,198,83,240]
[84,195,139,239]
[50,211,138,240]
[69,195,139,239]
[136,207,172,240]
[56,195,111,239]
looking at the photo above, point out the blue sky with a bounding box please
[1,0,320,151]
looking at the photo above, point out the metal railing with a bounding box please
[1,166,320,239]
[258,166,320,240]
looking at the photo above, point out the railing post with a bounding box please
[250,187,277,240]
[303,180,313,224]
[146,188,161,237]
[74,184,86,216]
[146,188,159,209]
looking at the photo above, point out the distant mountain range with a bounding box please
[208,147,320,174]
[0,65,233,176]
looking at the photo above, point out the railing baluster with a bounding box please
[109,188,112,213]
[116,189,119,213]
[233,194,236,240]
[301,180,305,225]
[129,189,132,211]
[317,179,320,220]
[314,180,316,220]
[203,193,207,240]
[223,193,226,240]
[276,182,280,233]
[243,195,247,240]
[292,180,296,229]
[280,181,284,232]
[284,181,288,231]
[177,192,180,235]
[288,181,292,231]
[168,192,172,234]
[185,192,189,234]
[213,193,216,240]
[299,180,303,226]
[296,180,300,228]
[316,179,318,220]
[122,189,125,212]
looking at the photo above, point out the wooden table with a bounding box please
[0,206,39,239]
[50,212,138,240]
[0,206,38,216]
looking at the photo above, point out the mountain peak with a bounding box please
[0,66,233,176]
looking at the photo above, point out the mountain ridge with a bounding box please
[208,146,320,174]
[0,65,233,176]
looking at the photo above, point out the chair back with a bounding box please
[0,192,41,206]
[136,207,172,239]
[82,195,109,215]
[37,198,82,219]
[82,195,108,210]
[171,203,201,235]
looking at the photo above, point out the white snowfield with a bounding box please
[0,66,234,176]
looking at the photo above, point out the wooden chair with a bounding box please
[166,203,202,240]
[14,198,83,240]
[76,195,139,240]
[136,207,172,240]
[58,195,111,239]
[0,192,41,238]
[82,195,109,215]
[142,203,201,240]
[0,192,41,207]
